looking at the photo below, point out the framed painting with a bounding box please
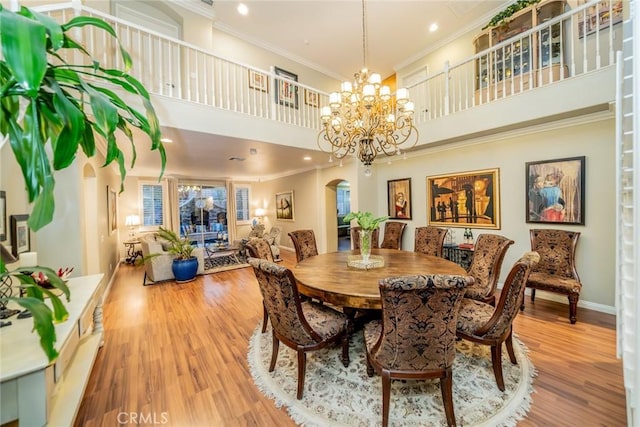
[10,214,29,257]
[526,156,585,225]
[387,178,412,220]
[108,186,118,234]
[304,89,319,107]
[274,66,298,109]
[275,191,294,221]
[427,168,501,229]
[248,69,268,92]
[0,191,6,241]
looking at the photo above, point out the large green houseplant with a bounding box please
[0,5,166,361]
[343,211,389,261]
[144,227,199,282]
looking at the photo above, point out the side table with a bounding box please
[124,239,142,265]
[443,244,474,270]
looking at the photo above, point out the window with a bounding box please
[140,182,164,229]
[235,185,250,222]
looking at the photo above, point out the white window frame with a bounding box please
[139,180,168,231]
[235,185,251,225]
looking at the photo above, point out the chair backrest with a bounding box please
[473,252,540,339]
[265,226,282,246]
[466,234,514,298]
[288,229,319,262]
[414,226,448,257]
[350,226,380,250]
[379,221,407,250]
[248,258,321,346]
[245,238,274,262]
[530,229,580,280]
[372,274,473,370]
[247,223,265,239]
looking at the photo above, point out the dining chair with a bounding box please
[379,221,407,250]
[350,226,380,250]
[464,234,514,306]
[456,252,539,391]
[245,239,274,333]
[364,273,474,427]
[288,229,319,262]
[414,226,448,257]
[522,229,582,323]
[248,257,350,399]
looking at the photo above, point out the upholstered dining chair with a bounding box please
[364,273,474,427]
[522,229,582,324]
[379,221,407,250]
[464,234,514,306]
[245,239,274,333]
[414,226,448,257]
[248,258,350,399]
[288,229,319,262]
[350,226,380,250]
[456,252,539,391]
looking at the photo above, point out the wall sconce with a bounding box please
[125,214,141,238]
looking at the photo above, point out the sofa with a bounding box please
[139,233,205,284]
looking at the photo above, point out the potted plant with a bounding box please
[343,211,389,262]
[154,227,199,283]
[1,6,165,361]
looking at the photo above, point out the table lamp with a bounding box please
[125,214,141,238]
[255,208,266,223]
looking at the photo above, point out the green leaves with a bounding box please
[343,211,389,231]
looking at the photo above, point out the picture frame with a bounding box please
[0,191,6,241]
[248,69,268,92]
[275,190,295,221]
[577,0,623,38]
[10,214,29,257]
[274,66,298,109]
[108,186,118,234]
[427,168,501,229]
[525,156,585,225]
[387,178,412,220]
[304,89,319,107]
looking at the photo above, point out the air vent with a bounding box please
[249,148,258,155]
[229,156,246,161]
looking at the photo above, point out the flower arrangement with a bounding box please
[343,211,389,231]
[32,267,73,288]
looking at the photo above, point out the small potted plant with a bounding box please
[154,227,199,282]
[343,211,389,262]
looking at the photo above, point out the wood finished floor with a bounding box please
[75,250,627,427]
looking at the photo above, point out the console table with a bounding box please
[443,245,474,270]
[0,274,105,426]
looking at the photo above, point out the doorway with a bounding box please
[336,181,351,251]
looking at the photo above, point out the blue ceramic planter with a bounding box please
[172,257,198,283]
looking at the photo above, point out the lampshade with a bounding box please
[125,215,141,226]
[255,208,266,217]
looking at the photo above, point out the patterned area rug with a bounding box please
[248,325,536,427]
[203,251,249,274]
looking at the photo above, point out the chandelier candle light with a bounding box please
[318,0,418,176]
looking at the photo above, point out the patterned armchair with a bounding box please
[379,221,407,250]
[522,229,582,323]
[263,226,282,260]
[364,274,474,427]
[464,234,514,306]
[414,226,448,257]
[288,229,319,262]
[457,252,539,391]
[248,258,349,399]
[245,239,274,333]
[350,226,380,250]
[139,233,205,285]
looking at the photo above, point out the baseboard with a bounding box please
[498,284,616,315]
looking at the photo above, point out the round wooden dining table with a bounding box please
[293,249,467,310]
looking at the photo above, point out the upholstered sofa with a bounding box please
[245,224,282,260]
[139,233,205,284]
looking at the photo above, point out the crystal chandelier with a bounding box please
[317,0,418,176]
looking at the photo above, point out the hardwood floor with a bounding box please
[75,250,626,427]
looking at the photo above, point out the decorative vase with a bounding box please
[172,257,199,283]
[359,229,373,263]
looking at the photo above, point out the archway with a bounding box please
[324,179,350,252]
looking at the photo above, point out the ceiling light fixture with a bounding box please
[429,23,439,32]
[237,3,249,16]
[317,0,418,177]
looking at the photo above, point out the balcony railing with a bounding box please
[31,0,621,131]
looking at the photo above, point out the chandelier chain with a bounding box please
[361,0,367,69]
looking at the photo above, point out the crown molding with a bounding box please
[171,0,216,20]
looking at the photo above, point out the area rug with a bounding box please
[203,251,249,274]
[248,325,536,427]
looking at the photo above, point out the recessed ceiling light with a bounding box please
[160,137,173,143]
[429,23,438,32]
[303,156,312,161]
[249,148,258,155]
[237,3,249,15]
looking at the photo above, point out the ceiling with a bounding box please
[127,0,512,181]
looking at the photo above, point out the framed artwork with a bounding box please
[248,69,268,92]
[10,214,29,257]
[387,178,412,220]
[274,66,298,109]
[0,191,6,241]
[427,168,501,229]
[578,0,623,38]
[108,186,118,234]
[275,191,295,221]
[304,89,319,107]
[526,156,585,225]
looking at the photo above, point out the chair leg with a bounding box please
[269,331,279,372]
[439,368,457,427]
[340,332,350,367]
[381,370,391,427]
[568,293,579,324]
[296,351,307,400]
[491,344,505,391]
[505,329,517,364]
[365,354,374,377]
[261,302,269,333]
[530,288,536,302]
